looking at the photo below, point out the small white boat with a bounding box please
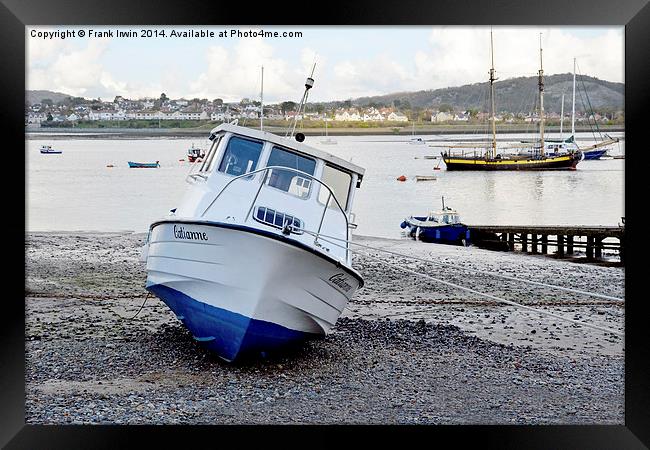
[320,119,337,145]
[141,122,365,362]
[408,123,425,145]
[40,145,62,154]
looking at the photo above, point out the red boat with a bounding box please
[187,144,205,163]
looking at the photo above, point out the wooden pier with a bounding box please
[467,225,625,263]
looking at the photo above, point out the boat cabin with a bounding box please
[188,147,202,158]
[427,208,461,224]
[177,123,365,265]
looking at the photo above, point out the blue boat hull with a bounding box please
[582,149,608,160]
[401,217,470,246]
[128,161,159,168]
[146,283,317,361]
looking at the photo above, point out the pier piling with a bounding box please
[467,225,624,264]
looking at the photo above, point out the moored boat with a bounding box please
[440,31,582,171]
[128,161,160,168]
[40,145,62,154]
[400,197,470,246]
[320,119,337,145]
[141,119,365,360]
[187,144,205,162]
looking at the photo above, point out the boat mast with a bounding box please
[287,62,316,138]
[538,33,545,157]
[571,58,576,138]
[489,29,498,160]
[260,66,264,131]
[560,94,564,139]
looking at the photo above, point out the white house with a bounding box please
[388,112,408,122]
[431,111,454,123]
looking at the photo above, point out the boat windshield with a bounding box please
[218,135,263,177]
[265,146,316,199]
[429,212,460,224]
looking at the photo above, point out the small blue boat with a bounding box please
[400,197,470,246]
[128,161,160,168]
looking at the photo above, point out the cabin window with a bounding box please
[199,135,222,172]
[318,165,352,210]
[265,146,316,199]
[218,135,263,177]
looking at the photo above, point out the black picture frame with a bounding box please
[4,0,648,447]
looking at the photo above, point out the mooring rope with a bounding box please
[302,230,623,302]
[304,231,623,337]
[111,292,151,320]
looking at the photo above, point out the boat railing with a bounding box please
[199,165,351,261]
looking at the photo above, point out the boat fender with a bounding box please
[295,133,305,142]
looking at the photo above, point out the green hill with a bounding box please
[352,73,623,115]
[26,90,75,105]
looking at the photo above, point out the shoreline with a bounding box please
[25,124,625,139]
[25,231,624,424]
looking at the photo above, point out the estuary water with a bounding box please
[26,132,624,238]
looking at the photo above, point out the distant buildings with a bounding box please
[25,93,621,126]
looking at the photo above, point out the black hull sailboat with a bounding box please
[443,153,581,171]
[440,31,582,171]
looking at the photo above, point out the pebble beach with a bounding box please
[25,232,624,424]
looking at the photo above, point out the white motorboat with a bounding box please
[141,122,365,362]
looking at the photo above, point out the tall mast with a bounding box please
[538,33,545,157]
[260,66,264,131]
[571,58,576,137]
[287,62,316,138]
[489,29,497,159]
[560,94,564,139]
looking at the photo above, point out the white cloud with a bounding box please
[188,39,310,103]
[26,26,623,102]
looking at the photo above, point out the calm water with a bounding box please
[26,132,625,238]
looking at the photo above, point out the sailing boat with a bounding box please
[320,118,337,145]
[568,59,619,160]
[409,122,425,145]
[519,58,619,160]
[441,31,582,170]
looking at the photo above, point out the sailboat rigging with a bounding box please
[527,57,620,160]
[441,31,583,170]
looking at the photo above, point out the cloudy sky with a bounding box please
[26,26,624,103]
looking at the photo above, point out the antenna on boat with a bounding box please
[286,62,316,140]
[442,196,445,210]
[538,32,545,157]
[260,65,264,132]
[488,28,498,160]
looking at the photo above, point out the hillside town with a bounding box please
[25,92,623,127]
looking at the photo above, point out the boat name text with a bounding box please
[173,225,208,241]
[328,274,353,293]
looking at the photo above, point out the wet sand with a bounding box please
[25,232,624,424]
